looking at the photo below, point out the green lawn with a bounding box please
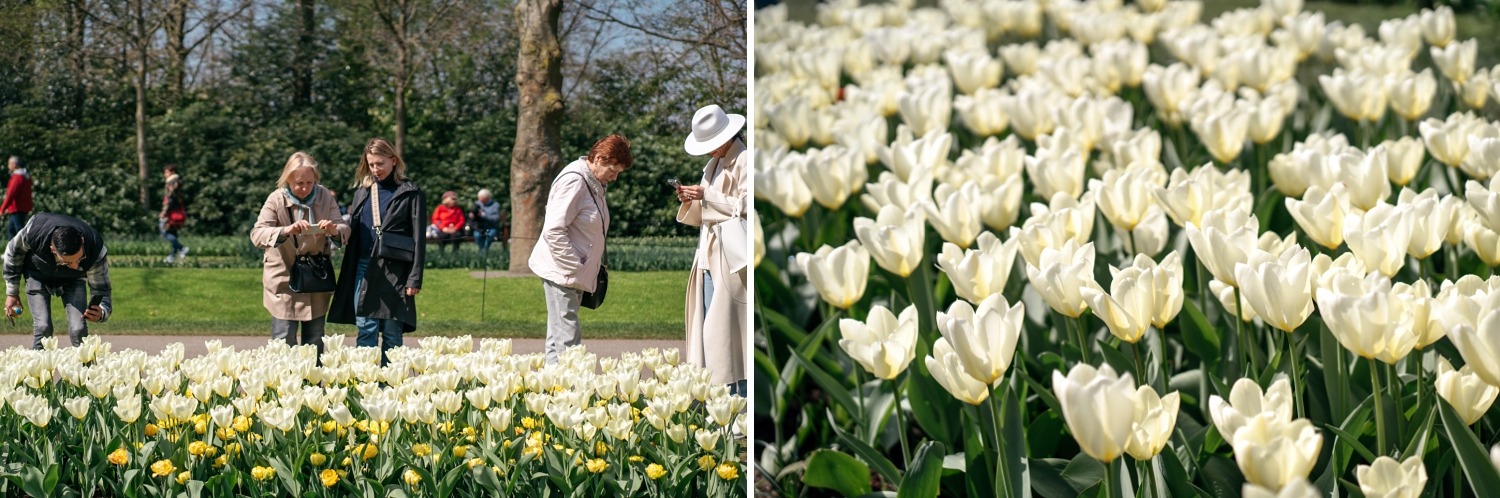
[43,268,687,338]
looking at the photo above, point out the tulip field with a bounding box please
[753,0,1500,497]
[0,336,746,497]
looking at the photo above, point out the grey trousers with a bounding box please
[272,317,326,358]
[542,278,582,364]
[28,278,88,350]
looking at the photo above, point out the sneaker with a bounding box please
[163,254,175,264]
[177,247,190,259]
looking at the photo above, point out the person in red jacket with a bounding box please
[430,191,466,253]
[3,156,33,239]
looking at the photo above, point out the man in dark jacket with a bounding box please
[2,213,112,349]
[3,156,34,238]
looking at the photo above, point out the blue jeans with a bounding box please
[6,212,26,239]
[160,222,183,254]
[353,258,402,365]
[28,278,87,349]
[474,228,498,254]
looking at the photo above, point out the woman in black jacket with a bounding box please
[328,138,425,365]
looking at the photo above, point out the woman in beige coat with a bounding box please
[676,105,749,395]
[250,152,349,357]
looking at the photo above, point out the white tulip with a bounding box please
[1053,363,1137,463]
[1380,137,1426,186]
[794,241,871,310]
[1185,207,1259,287]
[854,204,926,278]
[935,294,1024,387]
[925,338,992,405]
[1025,240,1103,318]
[1450,292,1500,388]
[1317,272,1419,364]
[1013,193,1096,267]
[1231,417,1323,490]
[1399,188,1455,259]
[62,396,90,420]
[1126,386,1181,460]
[1209,376,1295,440]
[1420,112,1482,168]
[953,89,1009,137]
[1420,6,1455,47]
[1286,184,1348,250]
[1343,203,1415,277]
[923,182,984,248]
[1357,456,1428,498]
[876,125,952,183]
[1243,479,1321,498]
[1463,127,1500,181]
[1432,39,1477,85]
[837,305,919,380]
[1235,247,1316,333]
[1386,69,1436,122]
[799,147,865,211]
[1154,165,1253,228]
[1026,133,1088,199]
[937,232,1020,305]
[861,170,934,214]
[944,49,1003,95]
[1143,63,1200,126]
[1435,357,1498,426]
[897,83,953,137]
[1091,166,1167,232]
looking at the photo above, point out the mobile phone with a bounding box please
[667,178,682,189]
[303,225,325,235]
[89,295,104,309]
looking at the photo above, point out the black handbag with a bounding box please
[288,235,336,294]
[581,265,607,309]
[370,184,416,262]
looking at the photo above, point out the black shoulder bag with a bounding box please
[370,184,416,262]
[286,207,337,294]
[569,172,608,309]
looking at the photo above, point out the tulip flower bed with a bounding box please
[753,1,1500,497]
[0,336,746,497]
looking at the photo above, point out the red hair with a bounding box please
[588,134,633,170]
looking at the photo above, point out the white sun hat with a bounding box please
[683,104,746,156]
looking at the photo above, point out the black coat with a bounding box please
[328,179,425,331]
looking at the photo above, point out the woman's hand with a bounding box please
[406,287,421,297]
[283,220,311,236]
[677,185,705,203]
[316,220,336,233]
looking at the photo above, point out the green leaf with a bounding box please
[1253,189,1283,234]
[41,463,57,497]
[1198,455,1244,498]
[803,450,874,498]
[905,362,962,446]
[1438,399,1500,494]
[1002,384,1030,498]
[829,412,901,487]
[788,354,859,424]
[1180,300,1220,364]
[1160,448,1201,498]
[185,480,203,498]
[1322,422,1377,464]
[895,441,945,498]
[1059,454,1105,494]
[1028,458,1077,498]
[1403,401,1437,460]
[266,458,302,497]
[1097,341,1136,382]
[1025,411,1064,458]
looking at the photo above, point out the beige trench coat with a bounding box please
[250,186,350,321]
[677,139,748,385]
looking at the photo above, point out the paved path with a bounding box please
[0,333,684,359]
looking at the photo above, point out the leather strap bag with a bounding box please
[371,184,416,262]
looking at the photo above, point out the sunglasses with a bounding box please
[51,247,84,268]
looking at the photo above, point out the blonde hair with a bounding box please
[352,138,408,188]
[276,152,320,189]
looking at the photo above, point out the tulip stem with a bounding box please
[854,367,868,431]
[891,377,912,470]
[1388,362,1406,444]
[989,389,1011,498]
[1233,286,1250,379]
[1285,331,1304,419]
[1369,357,1389,456]
[1132,340,1147,388]
[1075,316,1094,364]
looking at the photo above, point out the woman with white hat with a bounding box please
[676,104,749,395]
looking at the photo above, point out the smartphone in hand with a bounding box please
[667,178,682,190]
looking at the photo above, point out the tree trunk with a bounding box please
[164,0,188,101]
[509,0,564,274]
[134,3,150,209]
[294,0,314,107]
